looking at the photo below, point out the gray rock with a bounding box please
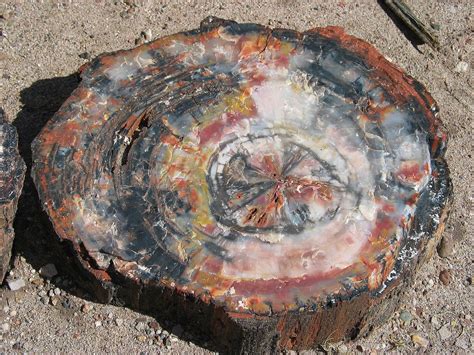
[39,264,58,279]
[7,278,25,291]
[438,324,452,340]
[400,311,413,323]
[454,61,469,73]
[172,324,184,337]
[437,235,454,258]
[135,322,147,331]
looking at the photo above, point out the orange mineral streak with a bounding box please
[238,32,270,59]
[396,161,424,184]
[41,121,82,148]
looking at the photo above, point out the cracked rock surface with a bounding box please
[0,109,25,282]
[31,17,451,352]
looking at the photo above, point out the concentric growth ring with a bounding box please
[32,17,451,350]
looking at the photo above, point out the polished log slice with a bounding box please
[0,109,26,282]
[32,17,452,352]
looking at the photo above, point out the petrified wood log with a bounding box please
[31,17,452,352]
[0,109,26,282]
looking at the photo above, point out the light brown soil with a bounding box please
[0,1,472,353]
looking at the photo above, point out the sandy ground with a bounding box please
[0,0,472,353]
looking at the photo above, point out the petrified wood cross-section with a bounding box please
[0,109,26,282]
[32,17,452,352]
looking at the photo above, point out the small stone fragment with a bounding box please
[437,235,454,258]
[136,335,147,342]
[1,323,10,332]
[81,303,93,313]
[95,320,102,327]
[412,334,429,348]
[438,324,452,340]
[142,29,152,41]
[400,310,413,323]
[439,269,451,285]
[39,264,58,279]
[115,318,124,326]
[454,61,469,73]
[338,344,348,353]
[50,296,59,306]
[7,278,25,291]
[31,278,43,286]
[149,321,159,330]
[430,22,441,31]
[79,52,91,60]
[135,321,147,331]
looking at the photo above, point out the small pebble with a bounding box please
[437,236,454,258]
[7,278,26,291]
[95,321,102,327]
[142,29,152,41]
[135,322,147,331]
[79,52,91,60]
[39,264,58,279]
[1,323,10,332]
[115,318,124,327]
[149,321,159,330]
[136,335,147,342]
[400,310,413,323]
[9,310,17,317]
[438,324,452,340]
[412,334,429,347]
[50,297,59,306]
[31,278,43,286]
[54,287,61,295]
[338,344,348,353]
[439,270,451,285]
[454,61,469,73]
[81,304,93,313]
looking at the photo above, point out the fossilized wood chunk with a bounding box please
[31,17,452,352]
[0,109,26,282]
